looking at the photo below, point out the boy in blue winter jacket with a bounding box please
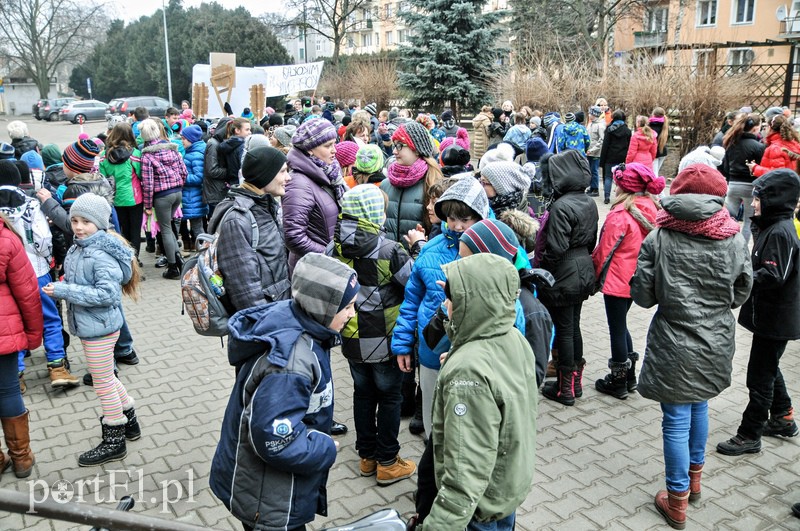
[210,253,359,531]
[179,125,208,247]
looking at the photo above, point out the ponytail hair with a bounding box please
[226,118,250,138]
[652,107,669,152]
[106,230,142,301]
[723,112,761,148]
[421,156,445,233]
[636,115,655,142]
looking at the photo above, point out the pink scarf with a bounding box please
[656,207,740,240]
[387,158,428,188]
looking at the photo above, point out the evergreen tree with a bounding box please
[398,0,505,117]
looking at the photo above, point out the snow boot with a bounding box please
[78,421,127,467]
[595,359,629,400]
[542,366,575,406]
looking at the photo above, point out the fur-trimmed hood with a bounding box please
[499,209,540,241]
[75,230,133,284]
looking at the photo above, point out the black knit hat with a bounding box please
[0,160,21,187]
[241,146,287,189]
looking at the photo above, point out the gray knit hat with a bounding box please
[391,121,435,159]
[69,192,111,230]
[273,125,296,148]
[292,253,359,328]
[481,161,532,196]
[434,176,490,221]
[364,103,378,116]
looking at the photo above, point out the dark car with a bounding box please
[34,97,78,121]
[59,100,108,124]
[106,96,172,119]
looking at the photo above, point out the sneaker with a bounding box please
[376,456,416,486]
[83,369,119,387]
[589,190,600,197]
[48,362,80,389]
[716,434,761,456]
[115,351,139,366]
[764,411,799,438]
[154,256,168,268]
[359,458,377,477]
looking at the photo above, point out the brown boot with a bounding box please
[546,348,559,378]
[2,411,35,478]
[688,464,703,502]
[655,488,689,529]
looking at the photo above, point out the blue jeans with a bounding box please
[661,402,708,492]
[603,164,615,201]
[349,359,403,463]
[0,353,26,418]
[588,156,600,191]
[18,273,67,372]
[114,308,134,357]
[468,512,515,531]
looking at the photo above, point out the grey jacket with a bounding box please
[53,230,133,339]
[631,194,752,403]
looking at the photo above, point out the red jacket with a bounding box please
[592,196,659,298]
[0,219,43,355]
[625,129,658,166]
[751,132,800,177]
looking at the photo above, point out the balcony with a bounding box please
[779,15,800,38]
[353,19,373,31]
[634,30,667,48]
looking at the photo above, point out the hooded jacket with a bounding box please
[557,122,591,154]
[625,129,658,166]
[98,146,142,207]
[203,117,233,205]
[750,132,800,177]
[599,120,631,167]
[587,119,606,157]
[0,187,52,277]
[631,194,752,403]
[52,230,133,338]
[422,254,537,530]
[217,136,246,183]
[0,218,43,355]
[181,139,208,219]
[11,137,38,160]
[738,169,800,339]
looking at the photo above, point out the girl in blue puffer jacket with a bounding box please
[179,125,208,247]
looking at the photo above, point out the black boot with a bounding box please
[409,397,425,435]
[162,262,182,279]
[595,359,629,400]
[627,352,639,392]
[78,422,127,466]
[542,366,575,406]
[123,408,141,441]
[574,359,586,398]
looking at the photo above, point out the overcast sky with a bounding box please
[110,0,284,23]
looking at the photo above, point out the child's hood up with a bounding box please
[753,169,800,225]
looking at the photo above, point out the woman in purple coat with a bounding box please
[283,118,345,275]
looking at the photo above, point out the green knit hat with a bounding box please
[41,144,62,168]
[354,144,385,174]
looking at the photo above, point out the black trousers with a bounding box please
[548,302,584,369]
[115,204,143,256]
[738,334,793,439]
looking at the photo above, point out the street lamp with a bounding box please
[162,0,173,105]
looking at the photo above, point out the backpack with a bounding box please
[180,206,259,337]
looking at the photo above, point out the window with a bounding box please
[697,0,717,25]
[316,39,322,52]
[385,31,394,45]
[732,0,755,23]
[362,33,372,47]
[728,48,754,73]
[375,32,379,45]
[299,48,305,60]
[397,29,407,43]
[385,3,392,17]
[348,38,356,48]
[693,49,715,75]
[646,6,669,31]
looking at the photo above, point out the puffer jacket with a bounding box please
[587,120,606,157]
[471,112,493,161]
[181,140,208,219]
[11,137,38,159]
[207,186,290,313]
[537,150,599,307]
[328,214,413,363]
[738,169,800,340]
[0,187,52,277]
[202,117,232,205]
[52,230,133,339]
[98,147,142,207]
[721,132,765,183]
[283,149,342,274]
[593,196,658,298]
[599,120,631,167]
[210,302,337,531]
[631,194,752,403]
[380,174,426,246]
[750,132,800,177]
[422,254,537,531]
[0,218,43,355]
[625,129,657,166]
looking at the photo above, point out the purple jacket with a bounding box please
[283,149,341,274]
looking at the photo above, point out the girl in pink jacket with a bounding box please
[626,116,658,168]
[592,163,665,399]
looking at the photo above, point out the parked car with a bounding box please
[59,100,108,124]
[106,96,172,119]
[34,97,78,121]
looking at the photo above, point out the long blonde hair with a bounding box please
[636,115,655,142]
[106,230,142,301]
[652,107,669,152]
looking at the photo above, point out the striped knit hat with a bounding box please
[391,122,435,159]
[334,140,359,168]
[355,144,385,174]
[460,219,520,264]
[62,139,100,174]
[291,118,337,152]
[342,184,386,226]
[292,253,359,328]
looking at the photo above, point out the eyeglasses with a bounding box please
[392,142,407,152]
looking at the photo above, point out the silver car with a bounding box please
[59,100,108,124]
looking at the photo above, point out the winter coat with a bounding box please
[423,254,537,531]
[202,117,232,205]
[531,126,548,143]
[380,175,426,246]
[43,164,68,198]
[0,187,52,277]
[217,136,245,184]
[98,147,142,207]
[327,214,413,363]
[11,137,38,160]
[599,120,631,167]
[738,169,800,340]
[283,149,342,274]
[504,124,532,153]
[593,196,658,298]
[471,112,493,161]
[721,133,765,183]
[649,119,668,158]
[0,218,43,355]
[537,150,599,307]
[181,140,208,219]
[630,194,752,403]
[210,302,337,531]
[207,186,291,313]
[750,132,800,177]
[140,141,187,210]
[587,120,606,157]
[557,122,591,154]
[625,129,658,166]
[52,230,134,339]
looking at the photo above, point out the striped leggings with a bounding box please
[82,331,132,426]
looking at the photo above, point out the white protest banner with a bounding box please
[258,62,324,97]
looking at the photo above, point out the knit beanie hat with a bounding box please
[364,103,378,117]
[441,110,454,122]
[575,111,585,124]
[530,116,542,127]
[589,106,603,118]
[612,163,666,195]
[565,112,576,123]
[709,145,726,163]
[342,184,386,226]
[543,112,561,128]
[435,175,489,221]
[41,144,62,168]
[291,118,338,152]
[354,144,384,174]
[241,146,287,189]
[268,114,284,128]
[0,160,21,187]
[273,125,297,149]
[180,125,203,144]
[677,145,724,173]
[334,140,359,168]
[479,142,516,169]
[441,145,471,167]
[525,137,549,163]
[62,139,100,174]
[391,122,435,159]
[764,107,783,123]
[21,150,45,171]
[292,253,359,328]
[69,192,111,230]
[481,161,532,196]
[460,219,520,264]
[14,161,31,186]
[0,143,15,160]
[671,164,728,197]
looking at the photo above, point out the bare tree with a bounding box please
[0,0,105,98]
[285,0,377,63]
